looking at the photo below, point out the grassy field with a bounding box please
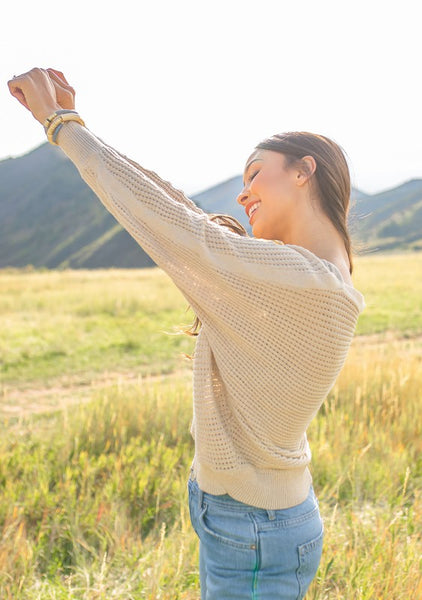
[0,253,421,599]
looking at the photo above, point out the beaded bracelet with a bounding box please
[44,110,86,146]
[51,123,64,144]
[43,109,79,130]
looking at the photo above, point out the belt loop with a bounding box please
[266,509,276,521]
[198,487,204,509]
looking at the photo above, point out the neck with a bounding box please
[277,204,349,269]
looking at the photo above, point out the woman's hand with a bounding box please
[7,67,76,124]
[46,68,76,111]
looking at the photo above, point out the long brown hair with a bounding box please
[255,131,355,274]
[182,131,359,340]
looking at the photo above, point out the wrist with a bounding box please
[44,111,85,146]
[43,109,78,130]
[37,104,62,125]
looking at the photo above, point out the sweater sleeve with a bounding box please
[88,133,204,216]
[55,122,366,333]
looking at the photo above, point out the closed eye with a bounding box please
[248,170,259,183]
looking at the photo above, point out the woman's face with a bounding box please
[236,149,300,240]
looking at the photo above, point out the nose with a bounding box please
[236,185,249,206]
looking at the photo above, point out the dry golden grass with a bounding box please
[0,254,421,598]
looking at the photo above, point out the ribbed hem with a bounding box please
[192,459,313,510]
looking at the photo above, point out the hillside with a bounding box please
[354,179,422,251]
[0,144,154,269]
[1,142,421,269]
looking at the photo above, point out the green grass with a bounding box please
[352,252,422,336]
[1,253,422,388]
[0,254,421,598]
[0,268,196,385]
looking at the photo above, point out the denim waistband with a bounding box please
[188,473,318,523]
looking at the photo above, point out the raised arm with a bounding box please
[7,68,365,341]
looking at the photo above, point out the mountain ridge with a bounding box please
[1,142,421,269]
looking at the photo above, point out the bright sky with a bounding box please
[1,0,421,196]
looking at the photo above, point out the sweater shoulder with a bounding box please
[232,241,366,313]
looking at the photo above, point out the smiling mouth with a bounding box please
[248,203,261,222]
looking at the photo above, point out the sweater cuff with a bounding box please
[54,121,103,172]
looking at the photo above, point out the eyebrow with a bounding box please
[243,158,263,185]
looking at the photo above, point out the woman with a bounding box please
[8,68,365,599]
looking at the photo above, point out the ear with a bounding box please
[295,155,316,186]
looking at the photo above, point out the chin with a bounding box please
[252,224,271,240]
[251,222,262,238]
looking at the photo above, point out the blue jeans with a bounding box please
[188,476,324,600]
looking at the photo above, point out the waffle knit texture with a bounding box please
[56,122,366,509]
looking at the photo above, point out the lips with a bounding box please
[245,200,261,218]
[245,200,261,224]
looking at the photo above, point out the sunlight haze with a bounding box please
[1,0,421,196]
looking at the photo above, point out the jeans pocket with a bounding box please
[296,523,324,599]
[199,503,255,550]
[188,480,200,537]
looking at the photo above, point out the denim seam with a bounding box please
[202,500,257,514]
[249,513,261,600]
[256,506,320,531]
[201,497,261,511]
[200,494,316,513]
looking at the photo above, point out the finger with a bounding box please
[47,69,75,95]
[44,72,75,110]
[48,76,75,100]
[47,70,67,91]
[47,68,67,83]
[47,68,69,86]
[7,80,30,110]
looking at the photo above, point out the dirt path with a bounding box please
[351,330,422,353]
[1,330,421,420]
[355,330,422,343]
[0,367,192,419]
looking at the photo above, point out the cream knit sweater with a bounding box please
[56,122,366,509]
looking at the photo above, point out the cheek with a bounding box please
[268,167,294,200]
[251,169,283,201]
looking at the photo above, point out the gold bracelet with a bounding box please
[45,112,85,146]
[43,109,79,130]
